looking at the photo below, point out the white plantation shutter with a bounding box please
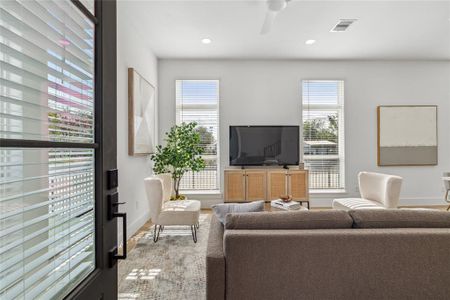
[0,1,95,299]
[175,80,219,191]
[302,80,345,190]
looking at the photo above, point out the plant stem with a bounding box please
[173,176,179,198]
[177,178,181,198]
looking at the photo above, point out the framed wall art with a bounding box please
[377,105,438,166]
[128,68,156,156]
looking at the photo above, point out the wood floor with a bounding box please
[121,204,448,254]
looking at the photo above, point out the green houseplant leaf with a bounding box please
[150,122,206,199]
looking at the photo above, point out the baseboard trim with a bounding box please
[119,210,151,245]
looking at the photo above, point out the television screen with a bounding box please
[229,126,299,166]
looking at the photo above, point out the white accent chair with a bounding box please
[443,172,450,211]
[144,176,201,242]
[333,172,403,210]
[154,173,173,202]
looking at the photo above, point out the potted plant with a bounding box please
[151,122,206,200]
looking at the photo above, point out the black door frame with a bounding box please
[0,0,118,298]
[67,0,118,299]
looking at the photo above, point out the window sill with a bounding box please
[181,190,222,195]
[310,189,347,195]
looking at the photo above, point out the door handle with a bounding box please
[108,193,127,267]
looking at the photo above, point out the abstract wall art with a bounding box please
[377,105,438,166]
[128,68,156,156]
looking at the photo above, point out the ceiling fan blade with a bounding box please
[260,10,277,35]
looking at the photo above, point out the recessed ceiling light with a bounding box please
[201,38,212,44]
[305,39,316,45]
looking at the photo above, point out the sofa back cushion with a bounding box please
[349,209,450,228]
[225,210,353,230]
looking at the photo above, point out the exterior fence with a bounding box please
[309,170,341,189]
[180,167,219,190]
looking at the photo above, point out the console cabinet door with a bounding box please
[267,170,288,200]
[245,171,267,201]
[289,170,309,200]
[225,171,246,202]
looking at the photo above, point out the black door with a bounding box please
[0,0,119,299]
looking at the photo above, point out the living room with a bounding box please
[0,0,449,299]
[115,0,450,299]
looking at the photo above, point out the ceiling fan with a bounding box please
[261,0,291,35]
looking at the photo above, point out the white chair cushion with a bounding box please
[332,198,386,211]
[157,200,201,225]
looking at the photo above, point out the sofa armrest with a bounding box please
[206,214,225,300]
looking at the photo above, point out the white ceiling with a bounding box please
[119,0,450,60]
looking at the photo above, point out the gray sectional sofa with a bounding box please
[206,209,450,300]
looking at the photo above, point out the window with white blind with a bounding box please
[0,1,95,299]
[302,80,345,190]
[176,80,219,191]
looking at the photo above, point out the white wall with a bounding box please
[117,6,158,241]
[158,59,450,207]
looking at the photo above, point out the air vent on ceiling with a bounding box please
[330,19,358,32]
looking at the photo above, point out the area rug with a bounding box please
[118,214,211,300]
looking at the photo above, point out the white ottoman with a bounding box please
[158,199,201,226]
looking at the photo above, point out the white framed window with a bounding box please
[175,80,220,191]
[302,80,345,190]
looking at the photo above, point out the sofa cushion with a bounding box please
[211,201,265,224]
[225,210,353,230]
[349,209,450,228]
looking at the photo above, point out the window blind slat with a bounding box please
[0,218,93,290]
[0,201,94,245]
[0,61,93,106]
[0,220,94,298]
[38,1,93,41]
[1,30,92,80]
[1,45,93,90]
[0,231,92,278]
[0,8,93,73]
[19,0,93,53]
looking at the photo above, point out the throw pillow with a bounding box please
[211,200,265,224]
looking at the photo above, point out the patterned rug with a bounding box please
[118,214,211,300]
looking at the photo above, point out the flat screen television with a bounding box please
[229,126,299,166]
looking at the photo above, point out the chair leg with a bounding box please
[191,225,197,243]
[196,223,199,229]
[160,225,164,232]
[445,190,449,211]
[153,225,161,243]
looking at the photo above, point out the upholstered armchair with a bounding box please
[333,172,403,210]
[154,173,173,202]
[443,172,450,211]
[144,177,201,242]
